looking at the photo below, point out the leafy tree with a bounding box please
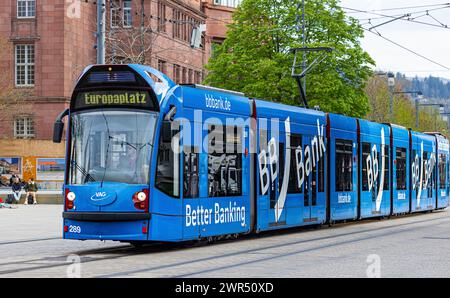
[204,0,374,118]
[365,75,448,137]
[410,75,450,100]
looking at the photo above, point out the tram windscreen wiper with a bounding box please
[108,135,153,182]
[71,160,96,183]
[108,135,153,151]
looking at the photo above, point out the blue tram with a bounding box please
[53,64,449,243]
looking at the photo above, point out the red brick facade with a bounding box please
[0,0,238,143]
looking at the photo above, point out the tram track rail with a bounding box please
[0,211,447,277]
[0,237,60,246]
[97,213,450,277]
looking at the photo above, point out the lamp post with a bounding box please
[96,0,106,64]
[387,72,395,120]
[374,71,396,121]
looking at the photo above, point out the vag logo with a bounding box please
[91,192,108,201]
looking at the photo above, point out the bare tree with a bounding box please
[0,36,32,137]
[104,0,200,66]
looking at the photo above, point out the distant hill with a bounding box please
[395,73,450,101]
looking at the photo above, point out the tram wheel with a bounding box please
[130,241,144,248]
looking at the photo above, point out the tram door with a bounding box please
[303,136,318,223]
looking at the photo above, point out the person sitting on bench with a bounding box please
[24,178,39,205]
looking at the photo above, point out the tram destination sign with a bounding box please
[73,90,156,110]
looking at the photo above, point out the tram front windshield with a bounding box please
[68,110,158,185]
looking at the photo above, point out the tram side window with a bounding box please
[184,147,199,198]
[439,154,446,189]
[396,148,407,190]
[362,142,371,191]
[208,125,243,197]
[288,134,303,194]
[155,121,180,198]
[335,139,353,192]
[383,146,390,190]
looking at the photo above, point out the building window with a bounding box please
[182,67,187,84]
[123,0,132,27]
[110,0,121,28]
[188,69,193,84]
[15,44,35,86]
[194,71,202,84]
[14,116,35,139]
[172,8,199,43]
[213,0,242,8]
[208,125,242,197]
[173,9,180,39]
[111,0,132,28]
[158,59,167,74]
[173,64,183,84]
[157,1,166,32]
[17,0,35,18]
[335,139,353,192]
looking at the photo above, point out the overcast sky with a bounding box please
[339,0,450,80]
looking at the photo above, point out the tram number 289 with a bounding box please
[68,225,81,234]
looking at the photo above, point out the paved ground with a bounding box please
[1,205,450,278]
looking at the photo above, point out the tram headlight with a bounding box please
[133,189,149,211]
[65,189,75,211]
[137,192,146,202]
[67,192,76,202]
